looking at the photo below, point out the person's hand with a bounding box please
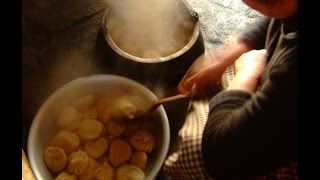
[177,34,255,97]
[227,49,267,92]
[177,54,226,97]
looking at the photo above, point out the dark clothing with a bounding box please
[202,14,298,180]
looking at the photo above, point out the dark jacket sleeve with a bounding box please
[201,58,298,179]
[239,16,271,49]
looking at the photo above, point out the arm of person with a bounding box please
[178,17,270,96]
[201,53,298,179]
[177,34,254,95]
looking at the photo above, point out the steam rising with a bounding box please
[106,0,195,59]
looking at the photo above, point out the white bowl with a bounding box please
[27,74,170,180]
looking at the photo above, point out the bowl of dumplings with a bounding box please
[27,74,170,180]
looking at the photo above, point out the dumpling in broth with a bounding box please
[109,140,132,167]
[130,151,148,170]
[84,137,109,159]
[55,172,77,180]
[81,107,98,120]
[67,150,90,175]
[51,130,80,156]
[110,95,148,123]
[57,106,82,131]
[130,131,155,153]
[72,94,96,113]
[77,119,103,141]
[116,164,145,180]
[94,161,114,180]
[78,158,100,180]
[109,97,137,123]
[43,147,67,173]
[106,121,127,137]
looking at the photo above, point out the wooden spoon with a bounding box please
[134,93,191,119]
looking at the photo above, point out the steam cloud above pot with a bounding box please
[106,0,196,59]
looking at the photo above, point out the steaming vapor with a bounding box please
[106,0,195,59]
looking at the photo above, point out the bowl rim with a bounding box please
[27,74,170,180]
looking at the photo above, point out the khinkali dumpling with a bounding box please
[106,121,127,137]
[94,161,114,180]
[67,150,90,175]
[109,97,137,123]
[57,106,82,131]
[77,119,103,141]
[109,139,132,167]
[123,123,141,138]
[95,95,108,117]
[55,171,76,180]
[82,107,98,120]
[43,147,67,173]
[130,151,147,170]
[105,134,116,142]
[78,158,100,180]
[116,164,145,180]
[95,93,123,123]
[126,95,147,110]
[72,94,96,113]
[110,95,148,123]
[130,131,155,153]
[84,137,109,159]
[51,130,80,155]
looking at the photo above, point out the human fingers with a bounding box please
[228,49,267,92]
[177,74,196,94]
[234,49,267,76]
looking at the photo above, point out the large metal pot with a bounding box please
[101,0,204,90]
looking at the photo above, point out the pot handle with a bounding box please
[190,9,199,20]
[182,0,199,20]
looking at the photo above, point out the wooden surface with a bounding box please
[22,149,36,180]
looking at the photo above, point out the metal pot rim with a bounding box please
[101,6,200,63]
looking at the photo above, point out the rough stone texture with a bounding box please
[184,0,263,52]
[22,0,263,159]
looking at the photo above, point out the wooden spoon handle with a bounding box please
[134,92,191,119]
[155,93,190,106]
